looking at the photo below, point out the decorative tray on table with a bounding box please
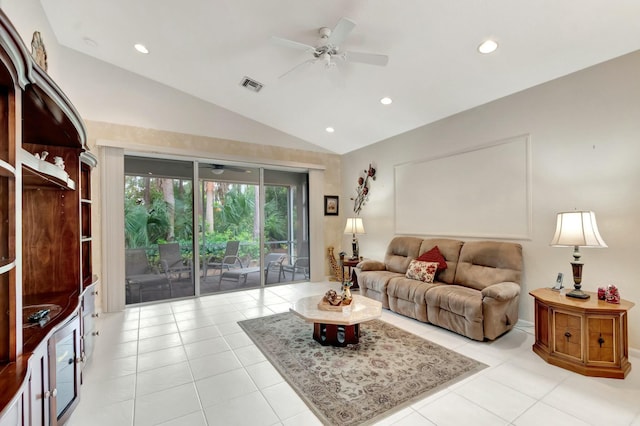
[318,289,353,311]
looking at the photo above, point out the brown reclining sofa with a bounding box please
[354,237,523,341]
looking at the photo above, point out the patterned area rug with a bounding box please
[238,312,487,425]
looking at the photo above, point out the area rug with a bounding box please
[238,312,487,425]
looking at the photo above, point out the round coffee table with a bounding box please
[290,294,382,346]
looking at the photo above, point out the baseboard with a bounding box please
[514,319,534,336]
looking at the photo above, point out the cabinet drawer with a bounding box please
[587,316,616,364]
[553,311,582,360]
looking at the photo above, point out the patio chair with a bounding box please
[125,248,171,303]
[204,240,242,280]
[158,243,192,280]
[279,245,310,282]
[264,252,286,283]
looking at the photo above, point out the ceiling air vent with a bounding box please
[240,76,263,93]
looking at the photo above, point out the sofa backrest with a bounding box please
[384,236,422,273]
[453,241,523,291]
[418,238,464,284]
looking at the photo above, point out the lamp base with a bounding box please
[566,288,590,299]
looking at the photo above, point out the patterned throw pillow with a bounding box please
[405,260,439,283]
[416,246,448,270]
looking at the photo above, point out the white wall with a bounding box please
[343,50,640,349]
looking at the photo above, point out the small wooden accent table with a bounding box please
[341,258,360,289]
[530,288,634,379]
[290,295,382,346]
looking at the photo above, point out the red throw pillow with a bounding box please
[416,246,447,270]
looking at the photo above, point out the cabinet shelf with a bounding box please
[0,159,15,177]
[0,259,15,275]
[21,149,75,190]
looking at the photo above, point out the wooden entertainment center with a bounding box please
[0,11,98,425]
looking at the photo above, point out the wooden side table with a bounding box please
[530,287,634,379]
[341,258,360,289]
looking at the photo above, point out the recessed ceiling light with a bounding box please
[134,43,149,54]
[478,39,498,54]
[325,127,335,133]
[380,97,392,105]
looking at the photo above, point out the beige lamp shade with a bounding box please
[550,211,607,248]
[344,217,365,235]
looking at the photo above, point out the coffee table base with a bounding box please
[313,322,360,346]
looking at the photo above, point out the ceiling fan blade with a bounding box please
[344,50,389,66]
[271,36,316,52]
[279,58,317,79]
[327,17,356,47]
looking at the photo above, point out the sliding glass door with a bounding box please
[198,163,260,293]
[263,170,309,284]
[124,157,194,304]
[123,155,309,304]
[197,165,309,292]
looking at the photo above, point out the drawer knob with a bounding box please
[598,334,605,347]
[564,331,572,339]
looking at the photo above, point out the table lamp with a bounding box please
[550,211,607,299]
[344,217,365,260]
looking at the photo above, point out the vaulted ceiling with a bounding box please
[42,0,640,154]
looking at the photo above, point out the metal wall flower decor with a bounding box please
[352,163,376,215]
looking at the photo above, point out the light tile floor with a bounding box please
[68,282,640,426]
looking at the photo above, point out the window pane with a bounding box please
[124,157,194,304]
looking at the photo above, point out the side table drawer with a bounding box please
[553,311,582,360]
[587,316,616,365]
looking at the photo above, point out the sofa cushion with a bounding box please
[405,260,438,283]
[426,285,484,341]
[416,246,447,270]
[454,241,523,291]
[358,270,404,309]
[387,276,440,322]
[357,259,386,271]
[384,236,423,273]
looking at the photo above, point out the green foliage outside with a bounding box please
[124,176,292,266]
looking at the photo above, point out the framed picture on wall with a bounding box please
[324,195,339,216]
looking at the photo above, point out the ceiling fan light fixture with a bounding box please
[380,97,392,105]
[134,43,149,54]
[325,127,335,133]
[211,168,224,175]
[478,39,498,54]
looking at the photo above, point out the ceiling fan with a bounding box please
[271,17,389,79]
[208,164,251,175]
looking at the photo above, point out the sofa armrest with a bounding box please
[356,259,386,271]
[481,282,520,301]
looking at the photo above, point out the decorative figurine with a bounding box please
[324,289,342,306]
[31,31,48,71]
[341,281,353,305]
[53,156,65,170]
[605,285,620,304]
[34,150,49,160]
